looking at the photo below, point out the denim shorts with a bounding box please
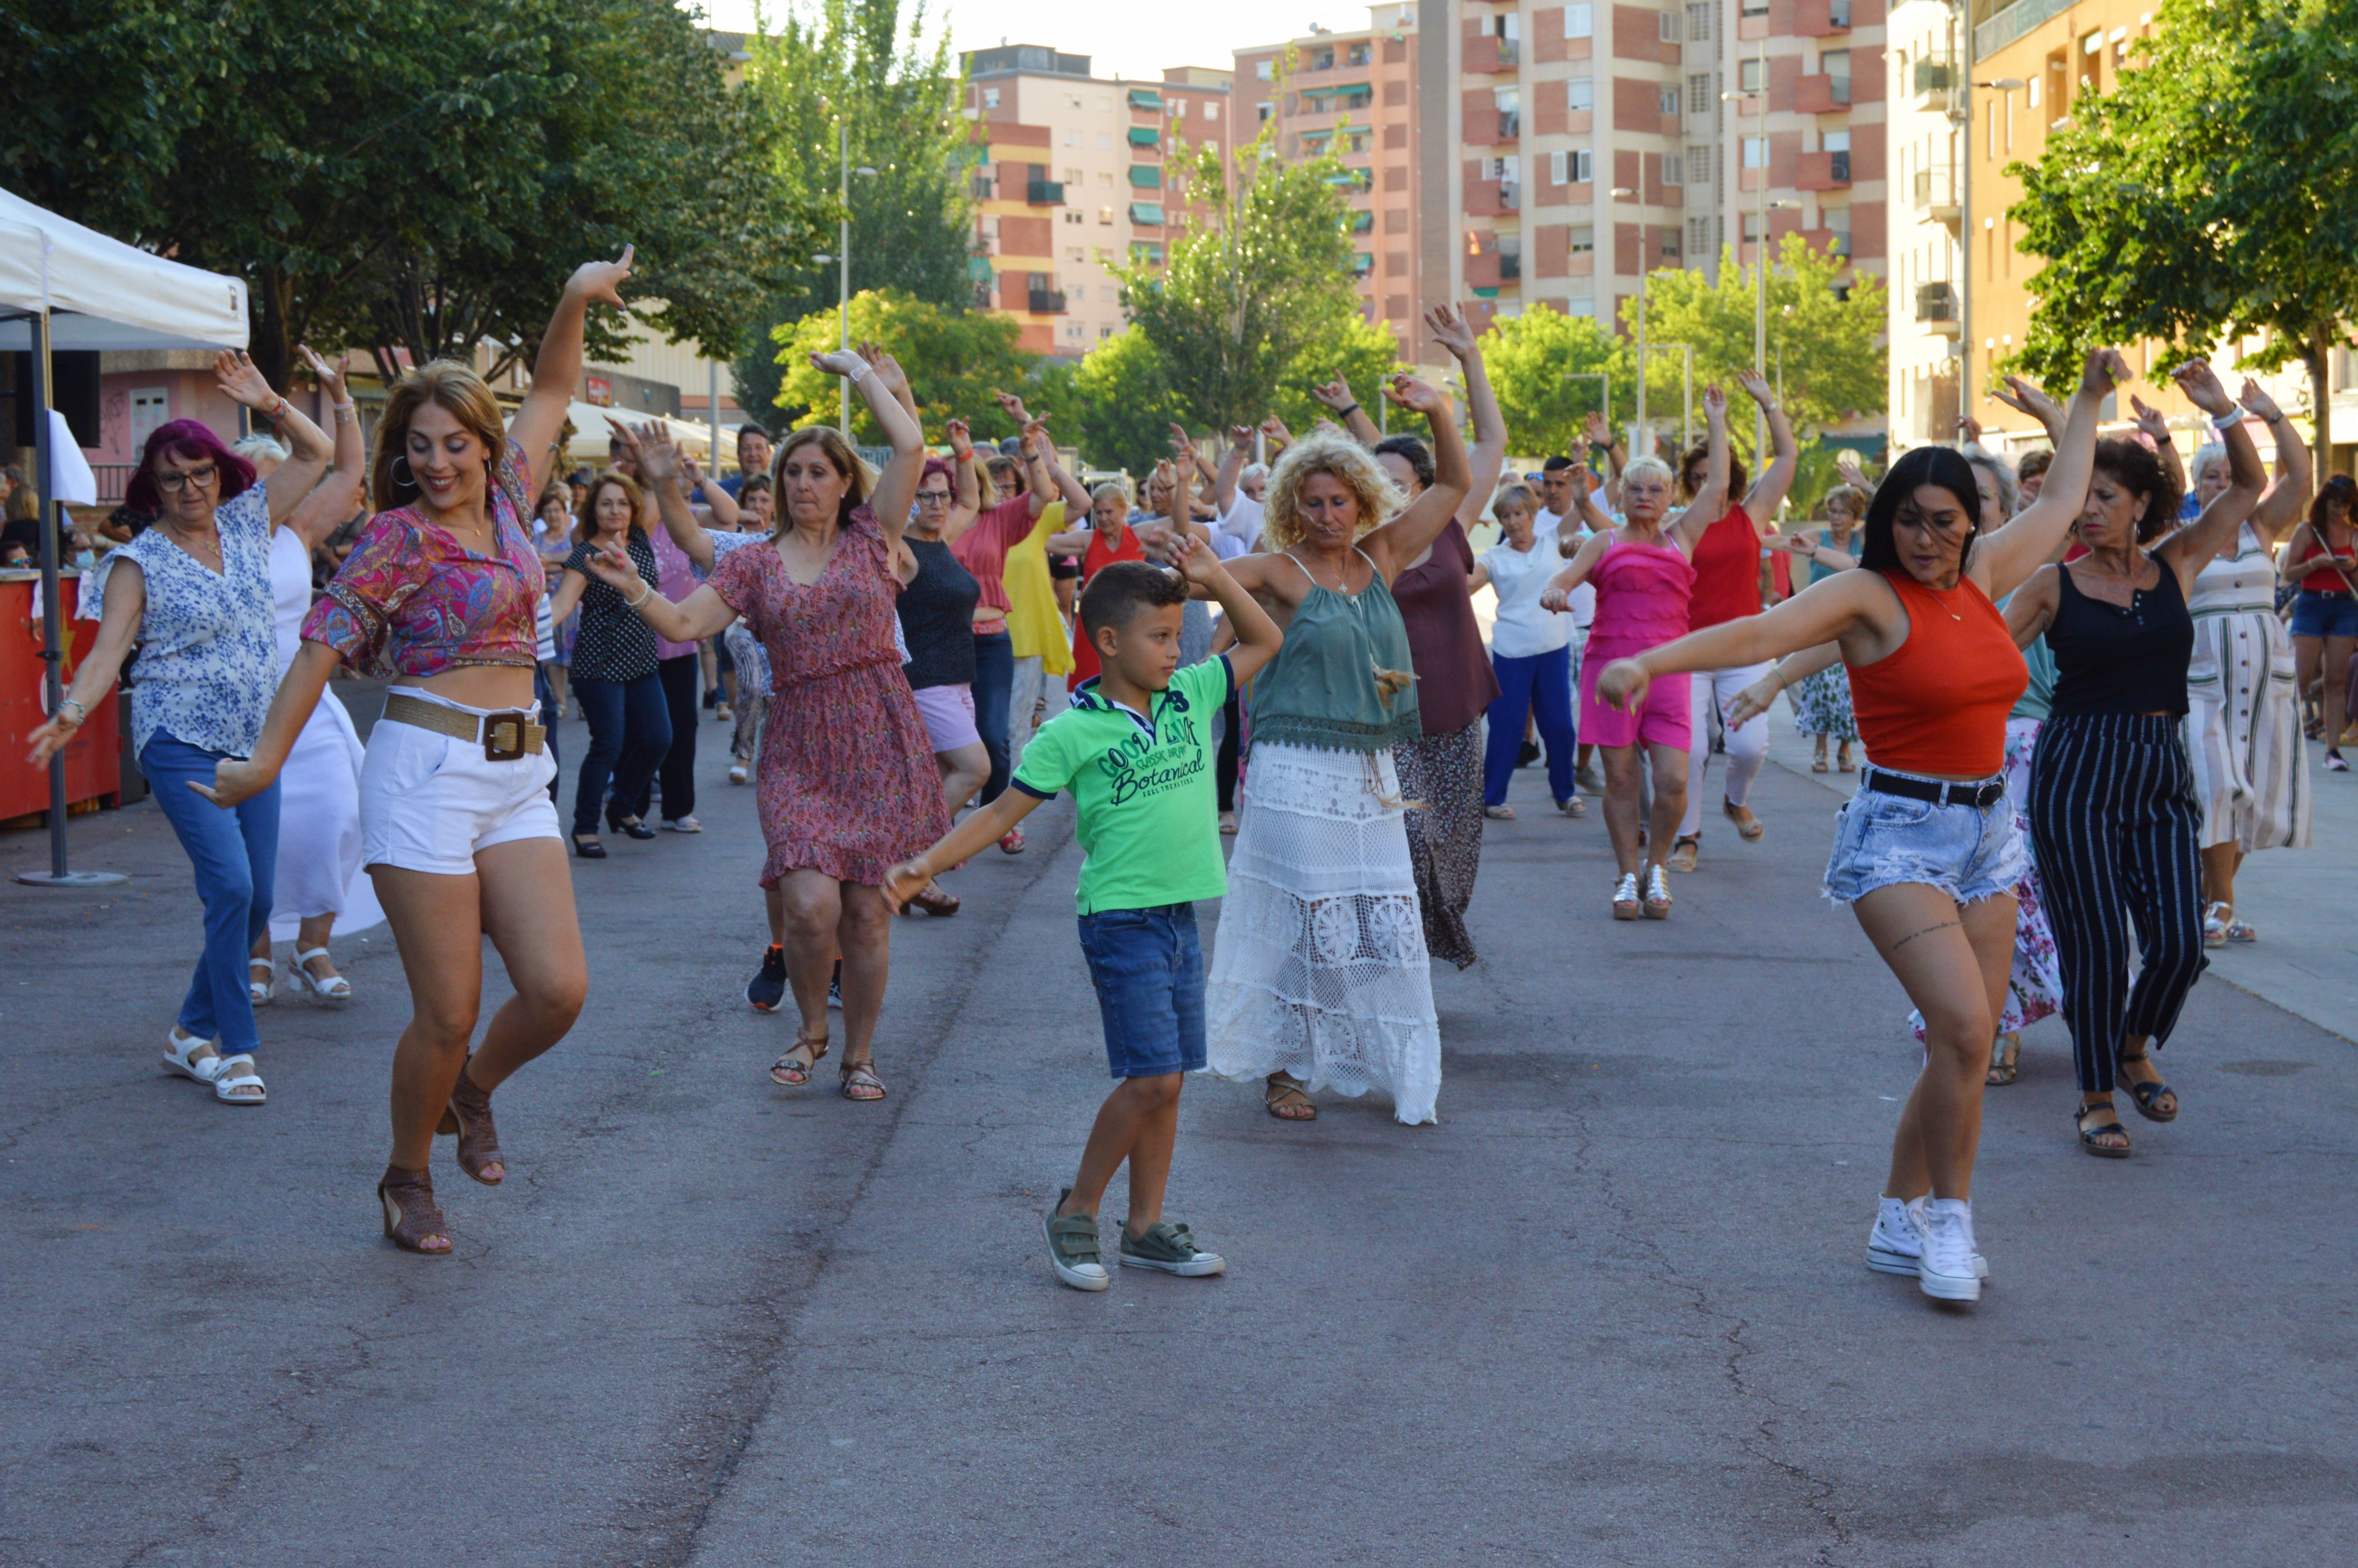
[1077,903,1206,1079]
[1822,775,2026,907]
[2290,590,2358,639]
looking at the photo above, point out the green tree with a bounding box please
[735,0,976,430]
[1617,238,1887,461]
[1117,123,1368,431]
[1270,313,1408,440]
[1480,306,1632,457]
[1055,328,1189,478]
[771,289,1037,440]
[2008,0,2358,453]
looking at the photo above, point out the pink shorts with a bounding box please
[1578,654,1691,751]
[909,681,980,753]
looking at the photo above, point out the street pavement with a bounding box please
[5,701,2355,1568]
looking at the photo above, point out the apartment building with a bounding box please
[1884,0,1966,449]
[962,46,1234,359]
[1235,5,1431,359]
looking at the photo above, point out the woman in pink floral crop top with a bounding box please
[196,249,637,1257]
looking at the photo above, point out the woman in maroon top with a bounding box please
[1667,374,1795,872]
[1361,306,1506,970]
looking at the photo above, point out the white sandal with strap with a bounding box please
[288,946,352,1003]
[248,956,275,1006]
[163,1026,223,1084]
[209,1054,266,1105]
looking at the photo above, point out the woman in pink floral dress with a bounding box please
[586,345,945,1101]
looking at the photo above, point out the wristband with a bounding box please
[845,358,872,384]
[2211,409,2245,431]
[56,696,87,726]
[1336,402,1361,419]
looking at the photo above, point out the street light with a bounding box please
[1609,183,1652,453]
[1754,200,1799,456]
[819,116,883,434]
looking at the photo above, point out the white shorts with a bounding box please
[361,687,561,876]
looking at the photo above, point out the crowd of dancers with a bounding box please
[24,249,2341,1305]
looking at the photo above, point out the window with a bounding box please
[1689,145,1713,185]
[1174,99,1188,117]
[1205,102,1219,122]
[1566,295,1596,317]
[1569,224,1595,254]
[1101,325,1115,339]
[1100,206,1115,224]
[1688,216,1713,257]
[1098,133,1112,150]
[1067,92,1083,109]
[1064,209,1083,225]
[1349,41,1372,66]
[1065,167,1083,185]
[1549,148,1595,184]
[1565,5,1593,41]
[1311,47,1334,70]
[1741,212,1762,243]
[1739,59,1762,94]
[1687,2,1712,39]
[1498,230,1522,281]
[1659,86,1680,117]
[1659,10,1679,43]
[982,87,999,109]
[1660,229,1681,260]
[1105,284,1121,301]
[1742,135,1768,169]
[1662,153,1684,186]
[1822,48,1851,84]
[1498,86,1520,138]
[1258,103,1273,123]
[1255,59,1273,82]
[1689,74,1712,114]
[1567,78,1594,113]
[1066,320,1086,342]
[1066,245,1085,261]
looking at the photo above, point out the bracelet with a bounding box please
[626,582,653,609]
[1336,402,1361,419]
[267,394,288,421]
[56,696,87,725]
[2210,409,2244,431]
[845,358,871,384]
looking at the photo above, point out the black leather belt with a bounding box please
[1861,766,2003,811]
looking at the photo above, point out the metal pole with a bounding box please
[16,307,125,889]
[838,118,852,437]
[1952,9,1969,439]
[1682,345,1693,452]
[1635,188,1648,456]
[1755,36,1769,462]
[708,358,721,475]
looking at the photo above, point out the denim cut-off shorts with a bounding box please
[1077,903,1207,1079]
[2290,590,2358,640]
[1822,776,2026,907]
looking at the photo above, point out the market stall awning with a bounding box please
[0,184,247,351]
[537,401,717,464]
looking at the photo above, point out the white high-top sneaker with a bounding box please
[1866,1196,1989,1281]
[1917,1197,1982,1302]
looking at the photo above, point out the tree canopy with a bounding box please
[1480,307,1632,458]
[771,290,1037,442]
[2008,0,2358,452]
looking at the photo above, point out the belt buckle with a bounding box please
[483,711,527,762]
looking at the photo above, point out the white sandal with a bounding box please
[210,1053,266,1105]
[163,1026,223,1084]
[288,946,352,1003]
[248,956,275,1006]
[2202,901,2229,948]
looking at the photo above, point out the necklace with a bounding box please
[1287,546,1353,594]
[1921,579,1967,620]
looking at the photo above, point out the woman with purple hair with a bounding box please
[25,350,335,1106]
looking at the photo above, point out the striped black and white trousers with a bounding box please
[2027,713,2209,1094]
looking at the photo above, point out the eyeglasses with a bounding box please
[155,466,219,493]
[915,490,954,504]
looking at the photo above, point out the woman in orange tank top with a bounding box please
[1589,348,2126,1309]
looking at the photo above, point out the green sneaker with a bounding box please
[1118,1220,1227,1277]
[1043,1188,1109,1291]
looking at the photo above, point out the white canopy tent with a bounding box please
[0,183,249,887]
[541,399,719,467]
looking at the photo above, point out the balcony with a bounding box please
[1026,179,1064,205]
[1795,0,1851,36]
[1028,288,1067,314]
[1913,167,1962,223]
[1796,150,1851,190]
[1912,55,1958,116]
[1465,249,1503,290]
[1465,178,1508,217]
[1915,282,1961,335]
[1465,34,1521,74]
[1796,74,1852,114]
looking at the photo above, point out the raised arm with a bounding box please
[1600,568,1900,714]
[1735,370,1797,530]
[511,247,635,500]
[213,350,331,519]
[830,343,924,550]
[1311,373,1382,447]
[1019,420,1058,518]
[615,421,715,573]
[1362,370,1470,579]
[280,347,365,552]
[579,539,740,643]
[1176,532,1284,684]
[681,453,742,531]
[1538,527,1615,607]
[2241,380,2312,546]
[1669,388,1731,549]
[1213,425,1250,514]
[945,418,981,536]
[2156,363,2265,588]
[1972,348,2129,599]
[1429,305,1506,520]
[2129,393,2187,501]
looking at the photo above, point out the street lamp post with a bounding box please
[812,118,880,436]
[1609,177,1651,454]
[1956,71,2023,437]
[1723,72,1795,459]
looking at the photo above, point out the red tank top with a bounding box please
[1066,523,1146,688]
[2296,530,2357,594]
[1685,505,1763,629]
[1848,572,2026,778]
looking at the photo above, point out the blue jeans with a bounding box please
[141,733,280,1054]
[1077,903,1206,1078]
[1484,645,1577,807]
[535,666,562,804]
[571,672,671,837]
[973,628,1014,803]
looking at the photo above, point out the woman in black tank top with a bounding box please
[897,458,986,914]
[2003,361,2266,1159]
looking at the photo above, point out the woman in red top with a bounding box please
[1665,374,1798,872]
[1048,479,1148,688]
[2281,474,2358,770]
[1594,348,2123,1307]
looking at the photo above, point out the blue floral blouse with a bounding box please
[91,487,279,759]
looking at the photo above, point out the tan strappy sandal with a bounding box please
[1264,1073,1316,1121]
[840,1059,887,1101]
[771,1031,831,1087]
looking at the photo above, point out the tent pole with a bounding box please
[19,307,126,890]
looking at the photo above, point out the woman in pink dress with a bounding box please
[1541,384,1734,921]
[583,345,947,1102]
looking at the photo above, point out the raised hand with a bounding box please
[2169,358,2235,416]
[1424,303,1476,360]
[1259,415,1294,451]
[681,453,708,492]
[1171,530,1225,587]
[2129,392,2173,445]
[1381,372,1448,418]
[1733,369,1774,408]
[993,388,1032,426]
[212,349,278,412]
[1311,374,1357,412]
[1834,450,1868,487]
[857,341,909,397]
[946,418,973,459]
[1167,421,1199,464]
[1228,423,1255,455]
[2082,346,2133,396]
[809,347,866,380]
[296,344,350,404]
[2237,377,2282,425]
[631,421,681,487]
[566,245,635,310]
[1568,462,1597,498]
[1956,414,1985,445]
[1990,374,2063,431]
[1582,410,1612,448]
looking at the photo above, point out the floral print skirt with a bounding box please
[1393,722,1484,970]
[1789,662,1858,742]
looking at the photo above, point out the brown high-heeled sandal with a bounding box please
[904,883,961,917]
[771,1031,831,1087]
[444,1058,503,1185]
[840,1059,887,1101]
[378,1165,453,1254]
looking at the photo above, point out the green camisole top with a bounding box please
[1248,552,1422,754]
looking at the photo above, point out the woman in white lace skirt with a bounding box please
[1203,307,1476,1125]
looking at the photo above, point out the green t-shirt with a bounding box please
[1011,656,1233,916]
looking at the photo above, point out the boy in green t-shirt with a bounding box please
[885,539,1282,1291]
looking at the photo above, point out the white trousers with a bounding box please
[1680,659,1774,839]
[1008,654,1052,772]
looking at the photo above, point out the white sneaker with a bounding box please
[1916,1197,1983,1302]
[1866,1196,1989,1281]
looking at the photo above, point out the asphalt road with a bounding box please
[5,709,2353,1567]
